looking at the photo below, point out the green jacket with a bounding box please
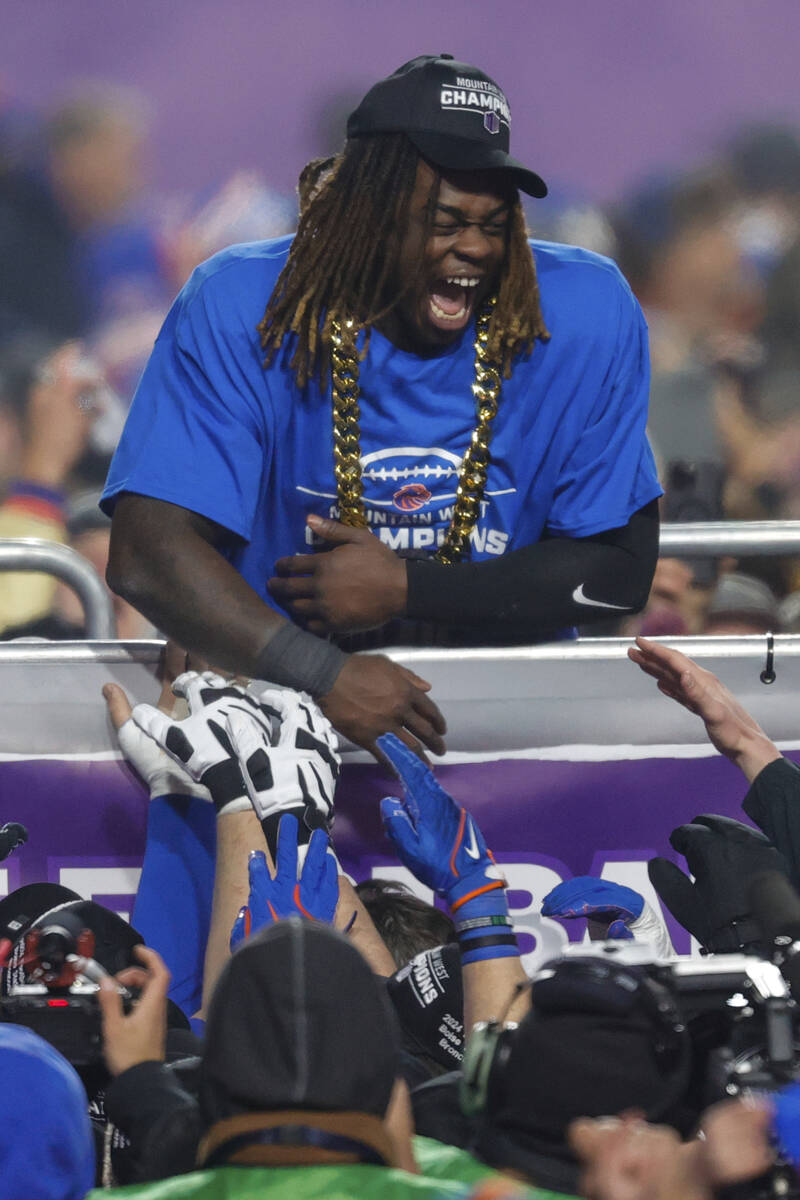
[89,1161,491,1199]
[89,1137,575,1200]
[414,1135,575,1199]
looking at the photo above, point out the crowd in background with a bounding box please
[2,81,800,639]
[4,79,800,1195]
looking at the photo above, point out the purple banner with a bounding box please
[2,749,791,963]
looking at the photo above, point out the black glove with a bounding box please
[648,813,790,953]
[0,823,27,862]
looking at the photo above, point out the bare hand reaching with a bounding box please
[628,636,780,782]
[319,654,446,760]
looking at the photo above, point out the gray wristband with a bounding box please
[253,623,348,698]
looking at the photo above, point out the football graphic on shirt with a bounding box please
[359,446,462,513]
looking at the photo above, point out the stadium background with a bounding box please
[4,0,800,202]
[3,1,800,960]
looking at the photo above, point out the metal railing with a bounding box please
[1,522,799,647]
[0,539,116,639]
[660,520,800,557]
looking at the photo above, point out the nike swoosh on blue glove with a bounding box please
[378,732,504,911]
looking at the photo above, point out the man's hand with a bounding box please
[103,641,218,801]
[649,813,789,953]
[569,1115,709,1200]
[628,636,780,782]
[319,654,446,758]
[542,876,674,956]
[378,732,503,909]
[700,1098,774,1187]
[229,816,339,947]
[269,514,408,635]
[20,342,98,489]
[130,670,277,814]
[97,945,170,1076]
[226,689,339,829]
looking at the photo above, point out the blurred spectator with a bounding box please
[0,1023,95,1200]
[726,124,800,282]
[615,171,763,475]
[702,570,780,635]
[0,340,97,633]
[0,84,158,348]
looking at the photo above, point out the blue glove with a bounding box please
[541,876,645,940]
[378,733,504,911]
[379,734,516,965]
[773,1081,800,1165]
[229,814,338,949]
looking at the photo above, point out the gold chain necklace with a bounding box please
[330,297,502,565]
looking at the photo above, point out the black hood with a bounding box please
[200,920,401,1123]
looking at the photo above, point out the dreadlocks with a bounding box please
[258,133,549,388]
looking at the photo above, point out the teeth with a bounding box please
[431,299,467,321]
[445,276,480,287]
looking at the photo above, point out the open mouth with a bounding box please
[427,275,481,332]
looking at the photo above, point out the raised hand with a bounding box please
[131,670,273,814]
[648,813,789,953]
[542,877,643,939]
[542,876,673,956]
[229,815,339,948]
[628,636,780,782]
[378,732,502,909]
[226,688,340,854]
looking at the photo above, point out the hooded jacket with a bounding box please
[0,1023,95,1200]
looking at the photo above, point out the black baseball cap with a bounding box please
[347,54,548,198]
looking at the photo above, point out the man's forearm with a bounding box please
[107,494,344,692]
[405,500,659,630]
[108,495,283,673]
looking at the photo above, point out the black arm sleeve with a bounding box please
[742,757,800,892]
[404,499,659,631]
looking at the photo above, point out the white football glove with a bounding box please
[132,671,275,815]
[116,717,212,802]
[226,688,340,838]
[629,900,675,958]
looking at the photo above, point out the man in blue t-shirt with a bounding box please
[103,54,661,759]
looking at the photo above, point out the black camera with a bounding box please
[0,906,131,1068]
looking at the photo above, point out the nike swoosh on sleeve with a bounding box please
[571,584,632,611]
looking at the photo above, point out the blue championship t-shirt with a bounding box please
[101,236,662,611]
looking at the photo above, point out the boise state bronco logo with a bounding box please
[393,483,432,510]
